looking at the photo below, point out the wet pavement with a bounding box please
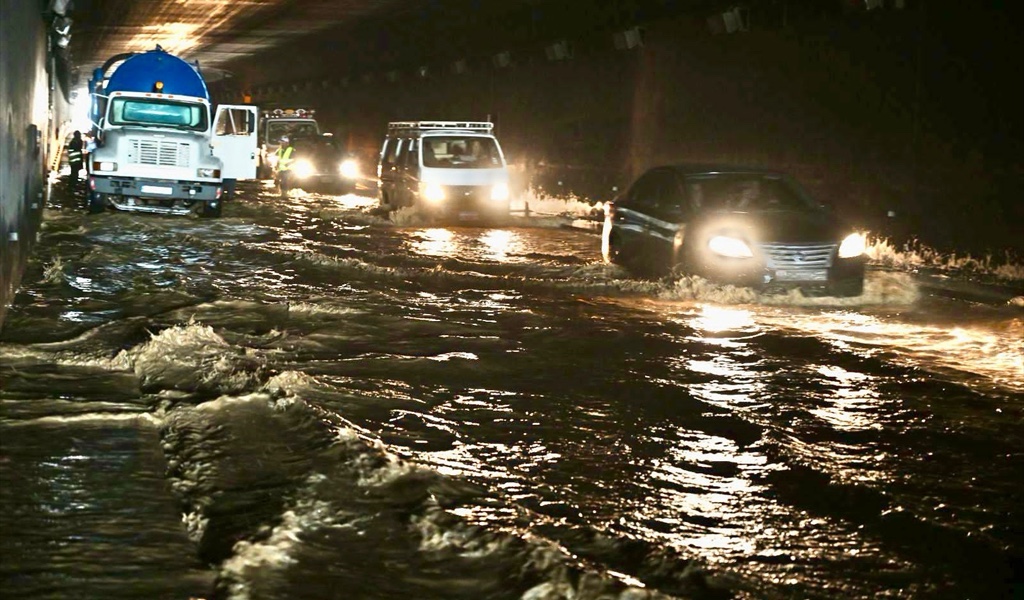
[1,178,1022,599]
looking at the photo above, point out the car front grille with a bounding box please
[760,242,836,268]
[128,139,191,167]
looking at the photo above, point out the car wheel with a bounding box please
[199,200,222,218]
[87,192,105,214]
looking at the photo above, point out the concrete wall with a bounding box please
[0,0,58,330]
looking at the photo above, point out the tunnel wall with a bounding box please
[238,8,1021,255]
[0,0,57,330]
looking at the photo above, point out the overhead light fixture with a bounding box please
[545,40,572,61]
[492,51,511,68]
[613,26,643,50]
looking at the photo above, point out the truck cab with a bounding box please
[87,46,257,217]
[258,108,321,178]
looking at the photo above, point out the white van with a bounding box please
[377,121,510,221]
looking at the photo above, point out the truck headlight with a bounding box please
[95,160,117,172]
[423,182,446,203]
[293,159,314,178]
[490,182,510,202]
[339,158,359,179]
[196,168,220,178]
[838,232,866,258]
[708,235,753,258]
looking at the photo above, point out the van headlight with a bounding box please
[293,159,314,178]
[339,158,359,179]
[95,160,117,172]
[197,168,220,178]
[708,235,753,258]
[491,182,510,202]
[423,182,446,203]
[838,232,866,258]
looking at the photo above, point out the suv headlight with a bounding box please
[838,232,866,258]
[708,235,753,258]
[490,182,510,202]
[339,158,359,179]
[197,168,220,178]
[423,182,446,203]
[293,159,314,178]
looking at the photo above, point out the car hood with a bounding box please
[694,209,849,244]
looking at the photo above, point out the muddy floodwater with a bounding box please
[1,179,1022,600]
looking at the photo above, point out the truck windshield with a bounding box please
[109,98,208,131]
[266,121,320,142]
[422,136,503,169]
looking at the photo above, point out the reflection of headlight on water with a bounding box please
[293,159,314,178]
[838,232,866,258]
[339,158,359,179]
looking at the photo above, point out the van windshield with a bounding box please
[109,98,208,131]
[422,136,503,169]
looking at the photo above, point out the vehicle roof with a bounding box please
[658,163,789,177]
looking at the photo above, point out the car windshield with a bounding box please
[685,174,814,212]
[109,98,208,131]
[422,136,503,169]
[267,121,320,142]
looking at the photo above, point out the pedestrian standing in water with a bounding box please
[67,130,84,192]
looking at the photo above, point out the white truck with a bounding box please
[86,46,257,217]
[257,108,321,179]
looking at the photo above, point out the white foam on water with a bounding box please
[867,236,1024,282]
[120,319,266,393]
[3,411,161,428]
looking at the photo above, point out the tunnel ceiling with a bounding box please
[65,0,561,81]
[65,0,730,87]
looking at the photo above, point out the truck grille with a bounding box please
[128,139,191,167]
[760,242,836,268]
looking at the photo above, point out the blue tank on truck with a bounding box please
[86,46,258,217]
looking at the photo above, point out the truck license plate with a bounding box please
[775,269,828,282]
[141,185,173,195]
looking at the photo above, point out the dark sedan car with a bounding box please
[601,165,866,296]
[277,134,359,196]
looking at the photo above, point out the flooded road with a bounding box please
[1,180,1022,600]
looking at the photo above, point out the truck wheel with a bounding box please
[200,200,222,218]
[87,192,105,214]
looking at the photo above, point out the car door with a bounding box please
[645,170,691,265]
[379,138,401,206]
[211,105,259,180]
[611,170,663,264]
[399,138,419,207]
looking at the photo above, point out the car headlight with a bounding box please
[196,168,220,178]
[490,182,510,202]
[423,182,446,203]
[339,158,359,179]
[838,232,866,258]
[292,159,314,178]
[95,160,117,172]
[708,235,753,258]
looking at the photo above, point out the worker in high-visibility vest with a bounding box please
[66,130,84,191]
[275,136,295,196]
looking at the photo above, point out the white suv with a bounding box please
[377,121,510,221]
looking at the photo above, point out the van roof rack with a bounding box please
[387,121,493,133]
